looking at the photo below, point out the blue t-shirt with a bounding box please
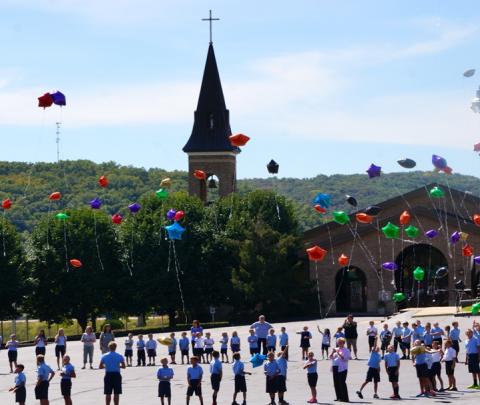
[431,327,444,338]
[402,328,412,343]
[56,335,67,346]
[277,357,288,376]
[305,359,317,373]
[168,338,177,352]
[137,339,145,349]
[220,337,228,349]
[392,327,403,337]
[279,333,289,346]
[231,336,240,345]
[232,360,245,375]
[61,363,75,379]
[384,352,400,368]
[100,351,125,372]
[450,328,461,341]
[7,340,19,351]
[124,338,133,351]
[210,358,222,374]
[247,335,258,348]
[157,366,174,381]
[474,329,480,341]
[37,363,53,382]
[465,337,480,354]
[334,332,345,340]
[190,327,203,341]
[187,365,203,380]
[179,337,190,350]
[424,330,432,346]
[367,351,382,369]
[267,335,277,346]
[15,372,26,386]
[264,360,280,376]
[414,326,425,342]
[414,351,426,365]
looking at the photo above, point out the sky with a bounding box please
[2,1,480,180]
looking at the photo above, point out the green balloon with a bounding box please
[405,225,419,238]
[333,211,350,225]
[55,213,68,220]
[472,303,480,315]
[430,187,445,197]
[414,267,425,281]
[393,292,405,302]
[382,222,399,239]
[156,188,168,200]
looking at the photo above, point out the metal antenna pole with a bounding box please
[56,122,61,163]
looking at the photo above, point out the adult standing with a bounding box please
[34,330,48,357]
[99,342,126,405]
[190,320,203,350]
[343,315,358,360]
[100,324,115,355]
[81,326,96,370]
[250,315,273,355]
[330,337,351,402]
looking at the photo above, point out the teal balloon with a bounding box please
[382,222,399,239]
[333,211,350,225]
[249,353,267,368]
[414,267,425,281]
[156,188,168,199]
[165,221,185,240]
[430,187,445,197]
[56,213,68,220]
[393,293,405,302]
[405,225,419,238]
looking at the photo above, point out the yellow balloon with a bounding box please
[459,232,468,240]
[410,345,425,356]
[160,178,171,188]
[157,337,174,346]
[433,168,441,173]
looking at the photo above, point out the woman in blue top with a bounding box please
[190,320,203,350]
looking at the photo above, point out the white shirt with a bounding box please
[322,334,331,345]
[443,347,455,362]
[35,336,46,347]
[146,339,157,350]
[204,338,214,349]
[431,351,442,363]
[366,327,377,337]
[56,335,67,345]
[195,337,205,349]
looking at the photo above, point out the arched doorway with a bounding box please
[335,267,367,312]
[395,244,449,308]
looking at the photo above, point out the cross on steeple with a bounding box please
[202,10,219,44]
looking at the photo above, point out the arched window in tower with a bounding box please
[205,111,214,129]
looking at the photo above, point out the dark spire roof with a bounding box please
[183,44,239,153]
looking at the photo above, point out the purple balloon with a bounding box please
[432,154,447,170]
[475,256,480,265]
[366,164,381,179]
[50,90,66,106]
[167,209,176,220]
[89,198,102,210]
[128,203,142,213]
[450,231,460,244]
[382,262,398,271]
[426,230,439,239]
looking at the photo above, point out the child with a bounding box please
[8,364,26,405]
[204,332,214,363]
[384,344,401,399]
[157,357,174,405]
[60,355,76,405]
[35,354,55,405]
[411,340,429,397]
[464,328,480,389]
[296,326,312,360]
[279,327,289,361]
[230,330,240,354]
[232,352,251,405]
[277,346,289,405]
[55,328,67,371]
[124,333,134,367]
[401,322,411,359]
[146,333,158,366]
[334,327,345,348]
[441,340,457,391]
[356,346,381,399]
[450,322,461,360]
[179,332,190,365]
[194,332,206,364]
[247,329,259,356]
[317,327,331,359]
[426,341,444,391]
[380,324,392,359]
[423,322,433,348]
[425,346,436,396]
[303,351,318,404]
[6,334,19,373]
[34,330,48,357]
[392,321,404,354]
[186,356,203,405]
[167,333,177,365]
[209,350,222,405]
[264,351,281,405]
[366,321,378,353]
[444,325,451,341]
[220,332,229,363]
[267,328,277,353]
[136,334,146,367]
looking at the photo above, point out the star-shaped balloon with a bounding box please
[356,213,373,223]
[50,90,66,106]
[2,198,12,210]
[459,232,468,241]
[165,222,186,240]
[249,353,267,368]
[160,178,171,188]
[338,254,349,266]
[462,244,473,257]
[413,267,424,281]
[435,267,448,278]
[313,193,332,208]
[425,230,438,239]
[89,198,102,210]
[366,163,381,179]
[432,154,447,170]
[56,213,68,220]
[167,209,176,220]
[382,262,398,271]
[475,257,480,265]
[450,231,460,244]
[405,225,419,238]
[128,203,142,213]
[112,213,123,225]
[430,187,445,197]
[99,175,108,188]
[333,211,350,225]
[382,222,399,239]
[393,293,405,302]
[400,211,410,225]
[156,188,168,200]
[38,92,53,108]
[306,246,327,261]
[314,205,327,213]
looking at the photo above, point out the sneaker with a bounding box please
[307,400,318,404]
[429,391,436,396]
[424,392,430,397]
[242,402,247,405]
[231,402,239,405]
[356,391,363,399]
[416,393,424,397]
[9,370,13,373]
[467,384,477,389]
[373,394,379,399]
[475,385,480,389]
[302,357,305,360]
[182,361,185,365]
[81,366,86,370]
[57,367,60,371]
[136,365,140,367]
[225,361,229,364]
[394,395,401,399]
[438,388,445,392]
[450,387,458,391]
[147,363,151,366]
[90,365,94,369]
[389,394,396,399]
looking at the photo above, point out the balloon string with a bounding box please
[271,177,281,220]
[167,239,172,272]
[172,241,187,323]
[130,215,135,268]
[2,210,6,257]
[94,211,105,271]
[326,223,335,265]
[158,201,164,246]
[63,221,69,272]
[314,260,322,317]
[376,218,382,264]
[46,201,51,249]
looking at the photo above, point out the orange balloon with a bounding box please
[306,246,327,261]
[229,133,250,147]
[400,211,410,225]
[338,254,349,266]
[49,192,62,201]
[315,205,327,213]
[70,259,82,267]
[2,198,12,210]
[194,170,207,179]
[474,214,480,226]
[356,213,373,223]
[442,166,452,175]
[462,244,473,257]
[99,175,108,187]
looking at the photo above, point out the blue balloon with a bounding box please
[314,193,332,208]
[249,353,267,368]
[50,90,66,106]
[89,198,102,210]
[166,222,186,240]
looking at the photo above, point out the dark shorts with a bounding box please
[431,362,441,377]
[148,349,157,357]
[124,349,133,357]
[158,381,171,398]
[61,379,72,396]
[8,351,17,362]
[231,344,240,352]
[182,349,189,356]
[300,340,310,348]
[35,380,49,400]
[365,367,380,383]
[186,379,202,396]
[381,342,390,351]
[445,360,455,375]
[388,366,399,382]
[452,340,460,353]
[467,353,480,373]
[402,342,410,349]
[433,337,443,346]
[368,336,376,348]
[211,373,221,391]
[205,348,213,354]
[265,375,278,393]
[267,346,276,352]
[55,345,66,358]
[250,348,259,355]
[36,347,46,356]
[321,344,330,351]
[277,375,287,392]
[15,386,26,403]
[234,374,247,392]
[221,348,228,354]
[193,348,204,357]
[307,372,318,387]
[104,372,122,395]
[416,362,428,378]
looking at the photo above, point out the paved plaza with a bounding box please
[1,311,480,404]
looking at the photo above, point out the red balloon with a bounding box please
[38,93,53,108]
[229,133,250,147]
[315,205,327,213]
[194,170,207,179]
[306,246,327,261]
[49,192,62,201]
[474,142,480,152]
[400,211,410,225]
[70,259,82,267]
[99,175,108,188]
[112,213,123,225]
[463,244,473,257]
[338,254,349,266]
[442,166,452,175]
[174,210,184,221]
[474,214,480,226]
[356,213,373,223]
[2,198,12,210]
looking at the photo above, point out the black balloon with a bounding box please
[346,195,357,207]
[435,266,448,278]
[397,158,417,169]
[267,159,279,174]
[362,206,382,216]
[455,280,466,290]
